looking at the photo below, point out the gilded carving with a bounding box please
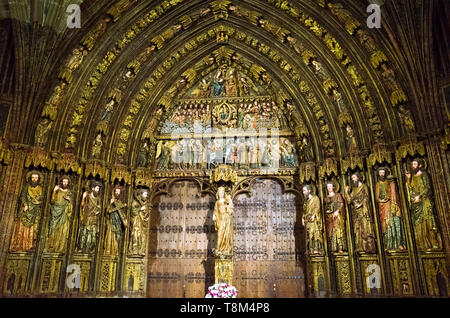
[9,171,44,252]
[45,176,73,253]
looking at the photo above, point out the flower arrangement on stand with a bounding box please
[205,283,238,298]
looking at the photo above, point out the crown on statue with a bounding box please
[210,164,237,184]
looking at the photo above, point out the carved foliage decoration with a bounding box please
[319,158,338,179]
[84,159,107,180]
[24,147,53,170]
[53,152,82,174]
[395,141,426,160]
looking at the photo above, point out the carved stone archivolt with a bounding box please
[1,0,449,299]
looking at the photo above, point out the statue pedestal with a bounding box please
[214,257,233,285]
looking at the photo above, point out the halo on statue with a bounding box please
[349,171,365,183]
[134,187,149,198]
[58,175,72,186]
[411,157,427,170]
[112,185,124,198]
[26,170,44,183]
[376,166,391,177]
[324,178,340,193]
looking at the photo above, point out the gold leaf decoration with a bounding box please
[25,147,53,170]
[341,156,364,173]
[54,152,82,174]
[395,141,426,160]
[370,51,388,69]
[84,159,107,180]
[319,158,338,179]
[111,164,131,184]
[299,162,316,183]
[391,89,408,106]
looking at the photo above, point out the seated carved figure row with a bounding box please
[149,137,305,171]
[9,176,151,258]
[301,159,443,255]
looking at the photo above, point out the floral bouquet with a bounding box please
[205,283,238,298]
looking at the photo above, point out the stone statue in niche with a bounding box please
[136,140,149,167]
[324,181,347,253]
[405,159,442,250]
[345,172,376,253]
[10,171,44,252]
[128,189,150,256]
[45,176,73,253]
[104,186,127,257]
[77,181,102,254]
[100,98,115,122]
[59,48,87,84]
[280,138,296,167]
[213,187,234,257]
[345,125,359,154]
[91,133,103,159]
[34,118,53,148]
[298,136,314,162]
[302,184,323,255]
[375,168,405,251]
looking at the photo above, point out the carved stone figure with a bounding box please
[77,181,102,254]
[128,189,150,256]
[406,159,442,250]
[280,138,296,167]
[34,118,53,147]
[375,168,405,251]
[92,133,103,159]
[59,48,87,83]
[213,187,234,257]
[345,173,376,253]
[302,185,323,255]
[45,176,73,253]
[100,98,115,122]
[345,125,359,154]
[137,141,149,167]
[299,136,314,162]
[81,17,111,51]
[10,171,44,252]
[104,186,127,257]
[324,181,347,253]
[156,140,172,170]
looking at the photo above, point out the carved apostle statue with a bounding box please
[77,181,102,254]
[104,186,127,257]
[345,173,376,253]
[213,187,234,257]
[324,181,347,253]
[45,176,73,253]
[375,168,405,251]
[10,171,44,252]
[128,189,150,256]
[405,159,442,250]
[302,184,323,255]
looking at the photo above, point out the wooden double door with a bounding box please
[147,179,305,297]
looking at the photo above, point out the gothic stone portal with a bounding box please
[147,179,305,297]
